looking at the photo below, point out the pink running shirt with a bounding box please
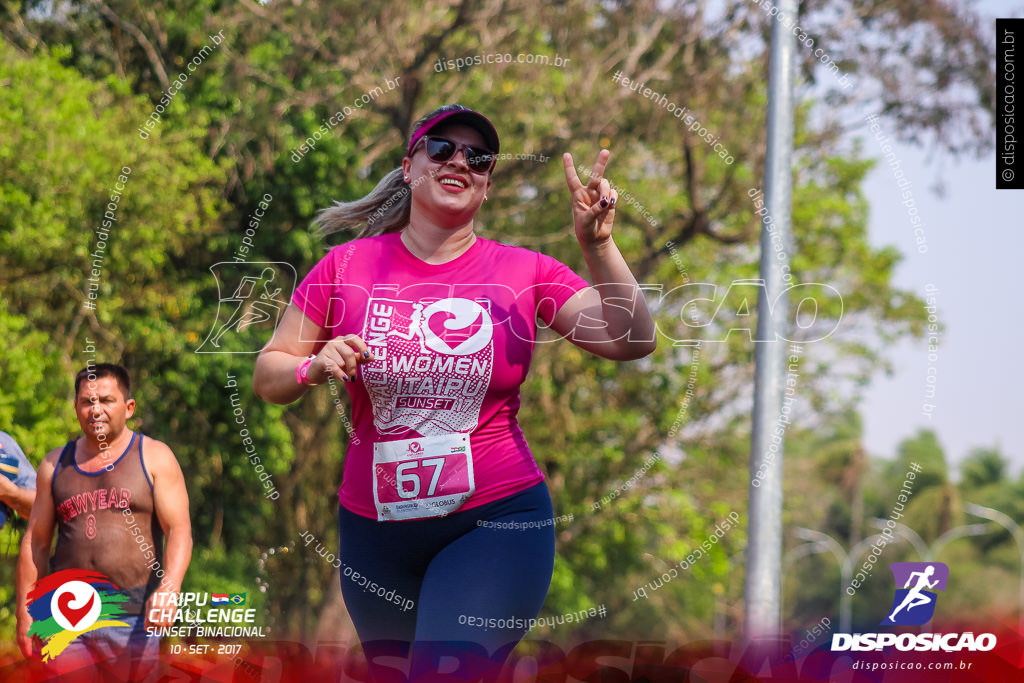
[292,232,589,519]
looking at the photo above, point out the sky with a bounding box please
[856,0,1024,477]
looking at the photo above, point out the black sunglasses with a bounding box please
[414,135,496,174]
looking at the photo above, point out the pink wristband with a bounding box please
[296,355,319,386]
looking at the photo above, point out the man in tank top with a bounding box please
[15,363,192,675]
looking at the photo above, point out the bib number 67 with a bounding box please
[395,457,446,499]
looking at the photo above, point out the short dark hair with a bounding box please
[75,363,132,401]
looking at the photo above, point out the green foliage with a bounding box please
[960,447,1007,490]
[784,416,1024,633]
[0,522,28,656]
[893,429,949,489]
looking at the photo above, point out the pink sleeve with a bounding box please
[534,252,590,325]
[291,247,341,328]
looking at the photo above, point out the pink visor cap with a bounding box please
[407,105,500,156]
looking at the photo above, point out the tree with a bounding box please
[0,38,236,644]
[960,446,1007,490]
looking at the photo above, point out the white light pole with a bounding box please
[793,528,889,633]
[930,523,989,559]
[869,517,988,563]
[966,502,1024,634]
[871,519,928,561]
[745,0,799,644]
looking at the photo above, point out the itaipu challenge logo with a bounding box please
[25,569,130,661]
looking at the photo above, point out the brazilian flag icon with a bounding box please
[229,593,247,605]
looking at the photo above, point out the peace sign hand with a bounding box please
[562,149,619,247]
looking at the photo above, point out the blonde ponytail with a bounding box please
[314,167,411,239]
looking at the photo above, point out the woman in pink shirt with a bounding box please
[255,104,655,681]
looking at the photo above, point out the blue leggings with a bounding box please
[338,481,556,683]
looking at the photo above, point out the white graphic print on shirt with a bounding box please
[361,294,494,436]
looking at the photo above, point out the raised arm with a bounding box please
[549,150,657,361]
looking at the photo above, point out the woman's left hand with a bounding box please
[562,149,618,247]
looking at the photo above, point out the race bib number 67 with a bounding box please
[372,434,475,521]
